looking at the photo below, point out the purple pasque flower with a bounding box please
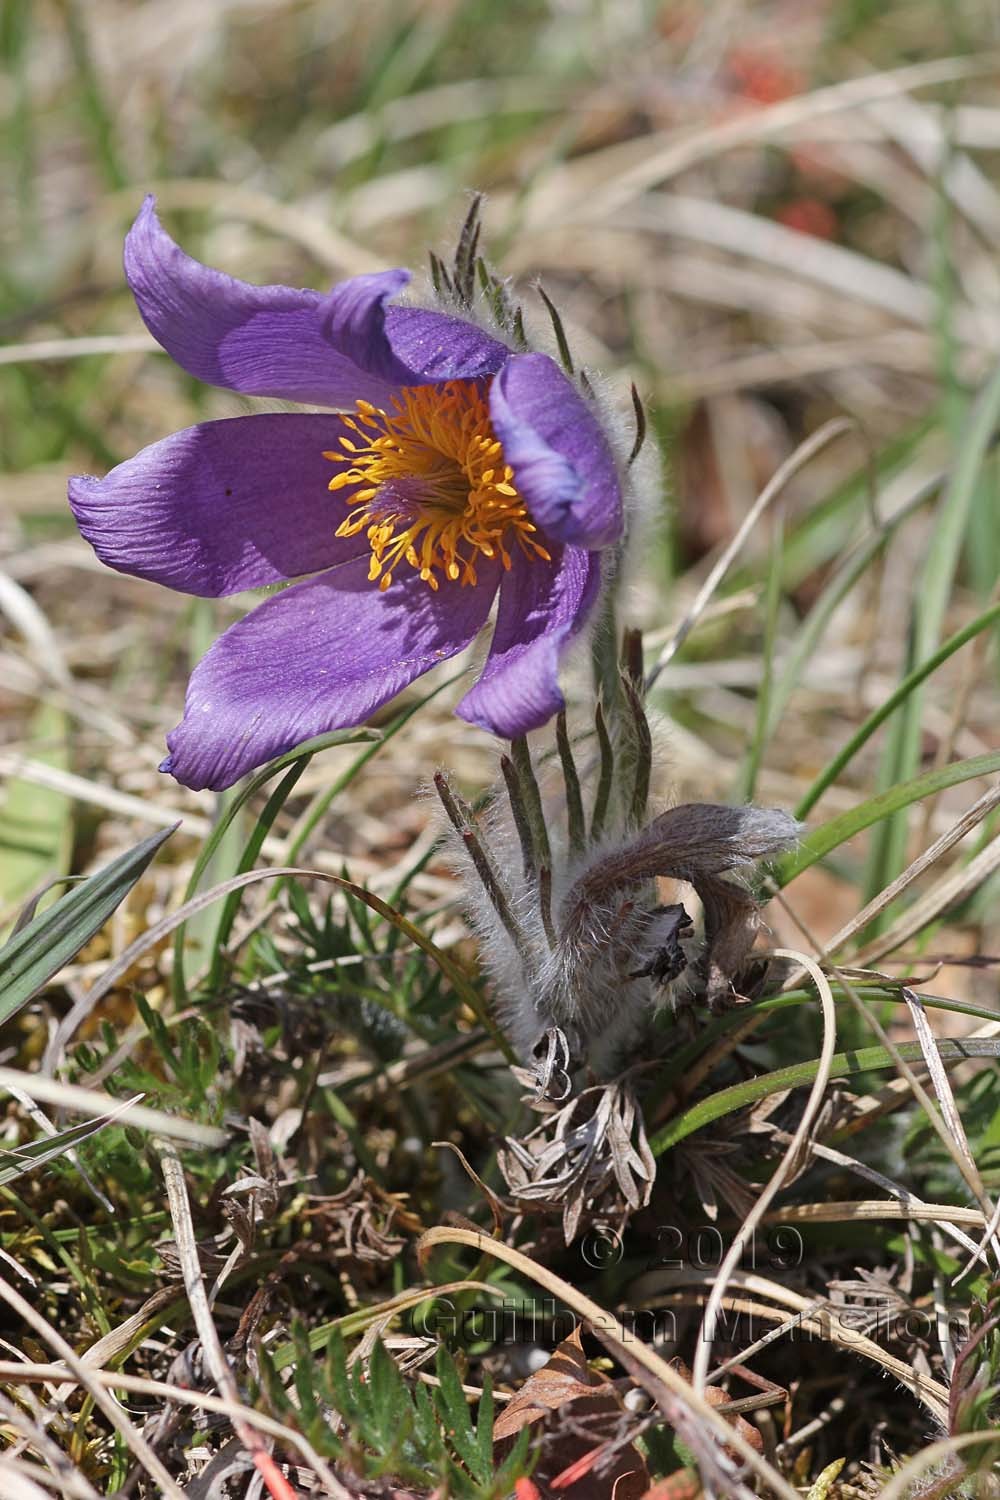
[68,197,625,791]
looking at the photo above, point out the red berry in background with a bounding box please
[726,47,805,105]
[775,196,838,239]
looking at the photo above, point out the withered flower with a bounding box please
[306,1173,417,1266]
[435,650,799,1241]
[498,1073,657,1243]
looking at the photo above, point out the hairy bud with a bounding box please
[436,721,800,1079]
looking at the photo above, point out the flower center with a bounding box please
[323,378,551,592]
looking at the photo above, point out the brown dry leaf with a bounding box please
[640,1471,701,1500]
[494,1328,649,1500]
[702,1385,764,1456]
[494,1328,606,1440]
[671,1361,764,1457]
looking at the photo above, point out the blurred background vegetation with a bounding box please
[3,3,1000,1492]
[4,0,1000,925]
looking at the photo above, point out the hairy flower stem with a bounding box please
[509,737,556,947]
[537,866,557,950]
[433,771,532,963]
[591,702,614,842]
[509,738,552,873]
[591,583,623,729]
[623,674,652,829]
[500,754,537,878]
[461,831,533,960]
[555,712,586,855]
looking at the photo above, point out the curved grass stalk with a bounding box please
[795,598,1000,821]
[171,726,377,1002]
[650,1037,1000,1156]
[631,1279,949,1426]
[777,748,1000,887]
[690,950,837,1391]
[417,1223,801,1500]
[70,864,514,1065]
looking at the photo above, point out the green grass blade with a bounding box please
[0,824,176,1025]
[0,1108,130,1187]
[864,362,1000,909]
[60,0,127,191]
[283,672,465,868]
[654,984,1000,1095]
[764,472,943,746]
[1,0,37,238]
[795,599,1000,820]
[651,1037,1000,1156]
[777,750,1000,887]
[737,509,783,801]
[205,760,309,992]
[0,700,73,924]
[729,411,936,596]
[171,727,377,1001]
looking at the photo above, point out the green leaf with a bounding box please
[0,824,175,1026]
[474,1373,495,1486]
[651,1037,1000,1156]
[326,1331,355,1427]
[493,1429,533,1494]
[776,751,1000,887]
[133,991,180,1078]
[369,1338,410,1454]
[172,725,377,1000]
[0,1108,127,1186]
[413,1379,443,1457]
[434,1345,480,1476]
[292,1321,319,1422]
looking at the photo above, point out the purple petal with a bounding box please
[124,196,407,407]
[162,558,501,789]
[456,545,601,738]
[320,271,419,387]
[383,305,510,383]
[69,414,369,597]
[489,352,622,550]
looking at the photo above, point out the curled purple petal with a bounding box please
[162,558,501,789]
[382,305,510,383]
[321,269,418,387]
[69,414,369,596]
[489,353,623,550]
[124,196,406,407]
[456,545,600,738]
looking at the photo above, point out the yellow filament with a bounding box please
[323,379,550,590]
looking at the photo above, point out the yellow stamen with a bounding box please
[323,378,548,590]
